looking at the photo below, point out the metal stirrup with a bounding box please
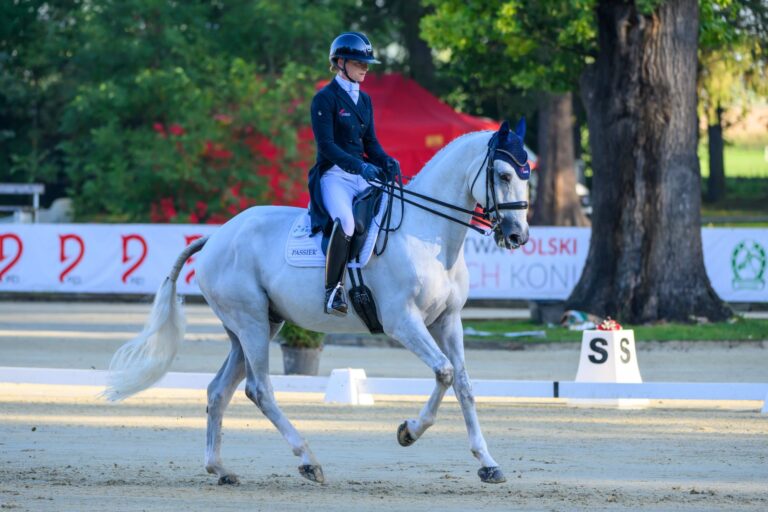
[326,283,344,311]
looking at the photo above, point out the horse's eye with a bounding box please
[499,173,512,183]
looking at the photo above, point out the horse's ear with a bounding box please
[499,120,510,137]
[514,117,526,139]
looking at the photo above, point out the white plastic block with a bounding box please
[570,329,648,408]
[323,368,374,406]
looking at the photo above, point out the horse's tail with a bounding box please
[103,236,209,401]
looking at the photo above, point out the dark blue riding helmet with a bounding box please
[329,32,381,64]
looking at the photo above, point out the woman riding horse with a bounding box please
[105,93,531,486]
[307,31,398,317]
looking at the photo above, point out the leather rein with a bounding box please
[367,133,529,254]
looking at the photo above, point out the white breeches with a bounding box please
[320,166,371,237]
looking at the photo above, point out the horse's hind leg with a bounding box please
[205,328,246,485]
[436,313,505,484]
[239,320,324,484]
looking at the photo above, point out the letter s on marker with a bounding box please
[588,338,608,364]
[620,338,631,363]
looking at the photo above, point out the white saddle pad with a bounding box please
[285,205,385,268]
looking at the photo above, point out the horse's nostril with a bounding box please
[509,234,521,245]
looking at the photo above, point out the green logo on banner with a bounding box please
[731,240,766,290]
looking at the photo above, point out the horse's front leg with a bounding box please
[396,374,450,447]
[435,313,506,484]
[389,313,454,447]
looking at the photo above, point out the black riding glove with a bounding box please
[384,157,400,180]
[360,162,383,182]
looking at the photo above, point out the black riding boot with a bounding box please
[324,220,351,317]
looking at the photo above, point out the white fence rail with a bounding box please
[2,367,766,414]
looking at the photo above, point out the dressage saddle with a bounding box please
[321,186,383,259]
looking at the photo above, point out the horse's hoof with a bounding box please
[298,464,325,484]
[397,421,416,447]
[217,474,240,485]
[478,466,506,484]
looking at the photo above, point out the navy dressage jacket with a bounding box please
[307,78,390,235]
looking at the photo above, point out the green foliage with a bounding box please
[635,0,665,13]
[2,0,351,221]
[59,58,316,221]
[422,0,767,203]
[5,0,765,221]
[279,322,324,349]
[698,0,768,124]
[421,0,597,116]
[422,0,763,94]
[0,0,77,185]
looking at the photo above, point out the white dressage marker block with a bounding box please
[570,329,649,408]
[323,368,374,406]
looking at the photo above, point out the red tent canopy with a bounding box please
[361,73,500,176]
[152,73,505,221]
[258,73,501,208]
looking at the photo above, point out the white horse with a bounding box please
[104,119,531,486]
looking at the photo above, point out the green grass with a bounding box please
[462,318,768,344]
[699,144,768,178]
[700,176,768,225]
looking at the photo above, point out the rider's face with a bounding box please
[342,59,368,82]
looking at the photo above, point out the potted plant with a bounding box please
[278,322,324,376]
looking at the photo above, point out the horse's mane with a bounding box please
[407,130,491,186]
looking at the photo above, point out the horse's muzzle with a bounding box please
[495,218,529,250]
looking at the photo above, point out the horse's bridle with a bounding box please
[368,132,529,253]
[471,132,529,232]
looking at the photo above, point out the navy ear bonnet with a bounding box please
[492,118,530,180]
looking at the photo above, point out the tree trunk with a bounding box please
[532,92,591,227]
[706,105,726,203]
[394,0,437,91]
[568,0,731,323]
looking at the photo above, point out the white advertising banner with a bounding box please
[0,224,217,296]
[464,227,590,300]
[0,224,766,302]
[701,228,768,303]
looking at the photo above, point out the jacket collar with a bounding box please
[329,79,366,124]
[334,74,360,98]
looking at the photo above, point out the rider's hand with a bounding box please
[359,162,383,182]
[384,157,400,180]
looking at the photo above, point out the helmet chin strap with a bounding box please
[338,59,357,84]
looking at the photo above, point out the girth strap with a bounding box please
[348,260,384,334]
